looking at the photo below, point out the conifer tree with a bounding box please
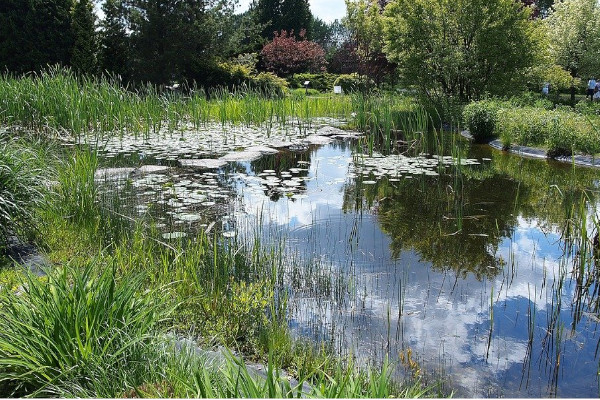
[0,0,73,73]
[255,0,312,40]
[100,0,130,78]
[280,0,312,38]
[129,0,217,84]
[71,0,98,75]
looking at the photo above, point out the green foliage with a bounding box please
[47,149,131,245]
[53,150,99,230]
[466,98,600,155]
[532,64,578,94]
[0,68,353,135]
[383,0,543,101]
[0,0,73,73]
[198,280,274,352]
[288,73,338,91]
[215,61,254,87]
[334,73,364,93]
[462,100,502,142]
[344,0,386,58]
[344,0,395,86]
[291,88,321,98]
[575,99,600,115]
[496,107,554,147]
[545,0,600,78]
[255,0,313,40]
[351,93,431,154]
[0,139,48,249]
[230,53,259,74]
[248,72,290,96]
[0,262,170,397]
[508,91,554,109]
[99,0,130,79]
[311,18,348,53]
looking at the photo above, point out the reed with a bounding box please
[351,93,432,156]
[0,68,353,141]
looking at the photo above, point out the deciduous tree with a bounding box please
[344,0,396,87]
[383,0,543,101]
[545,0,600,100]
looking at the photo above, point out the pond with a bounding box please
[91,121,600,397]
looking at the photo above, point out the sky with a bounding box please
[235,0,347,23]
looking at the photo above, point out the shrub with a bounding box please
[290,88,320,100]
[508,92,554,110]
[495,106,600,156]
[0,140,47,249]
[575,100,600,116]
[496,107,552,146]
[333,73,364,93]
[260,30,327,77]
[462,100,502,142]
[287,73,338,92]
[247,72,289,97]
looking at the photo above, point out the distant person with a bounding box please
[595,81,600,101]
[587,78,597,100]
[542,82,550,96]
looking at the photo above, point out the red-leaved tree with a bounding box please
[260,30,327,76]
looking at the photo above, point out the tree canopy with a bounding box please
[71,0,98,75]
[382,0,544,101]
[343,0,396,86]
[545,0,600,80]
[254,0,312,40]
[0,0,73,74]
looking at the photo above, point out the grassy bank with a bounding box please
[462,95,600,156]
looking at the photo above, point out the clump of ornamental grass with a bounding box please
[0,261,172,397]
[0,139,47,250]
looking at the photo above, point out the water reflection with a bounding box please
[235,141,600,397]
[94,129,600,397]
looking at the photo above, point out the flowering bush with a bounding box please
[260,30,327,77]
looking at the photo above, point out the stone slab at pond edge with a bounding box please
[95,165,171,181]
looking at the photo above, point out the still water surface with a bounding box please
[95,126,600,397]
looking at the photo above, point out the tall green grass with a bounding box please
[0,137,51,249]
[0,68,353,140]
[350,93,433,155]
[463,98,600,156]
[0,262,171,397]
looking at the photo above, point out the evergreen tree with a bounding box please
[254,0,312,40]
[100,0,130,78]
[26,0,74,71]
[71,0,98,75]
[255,0,280,39]
[129,0,223,84]
[0,0,73,73]
[280,0,312,37]
[0,0,29,72]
